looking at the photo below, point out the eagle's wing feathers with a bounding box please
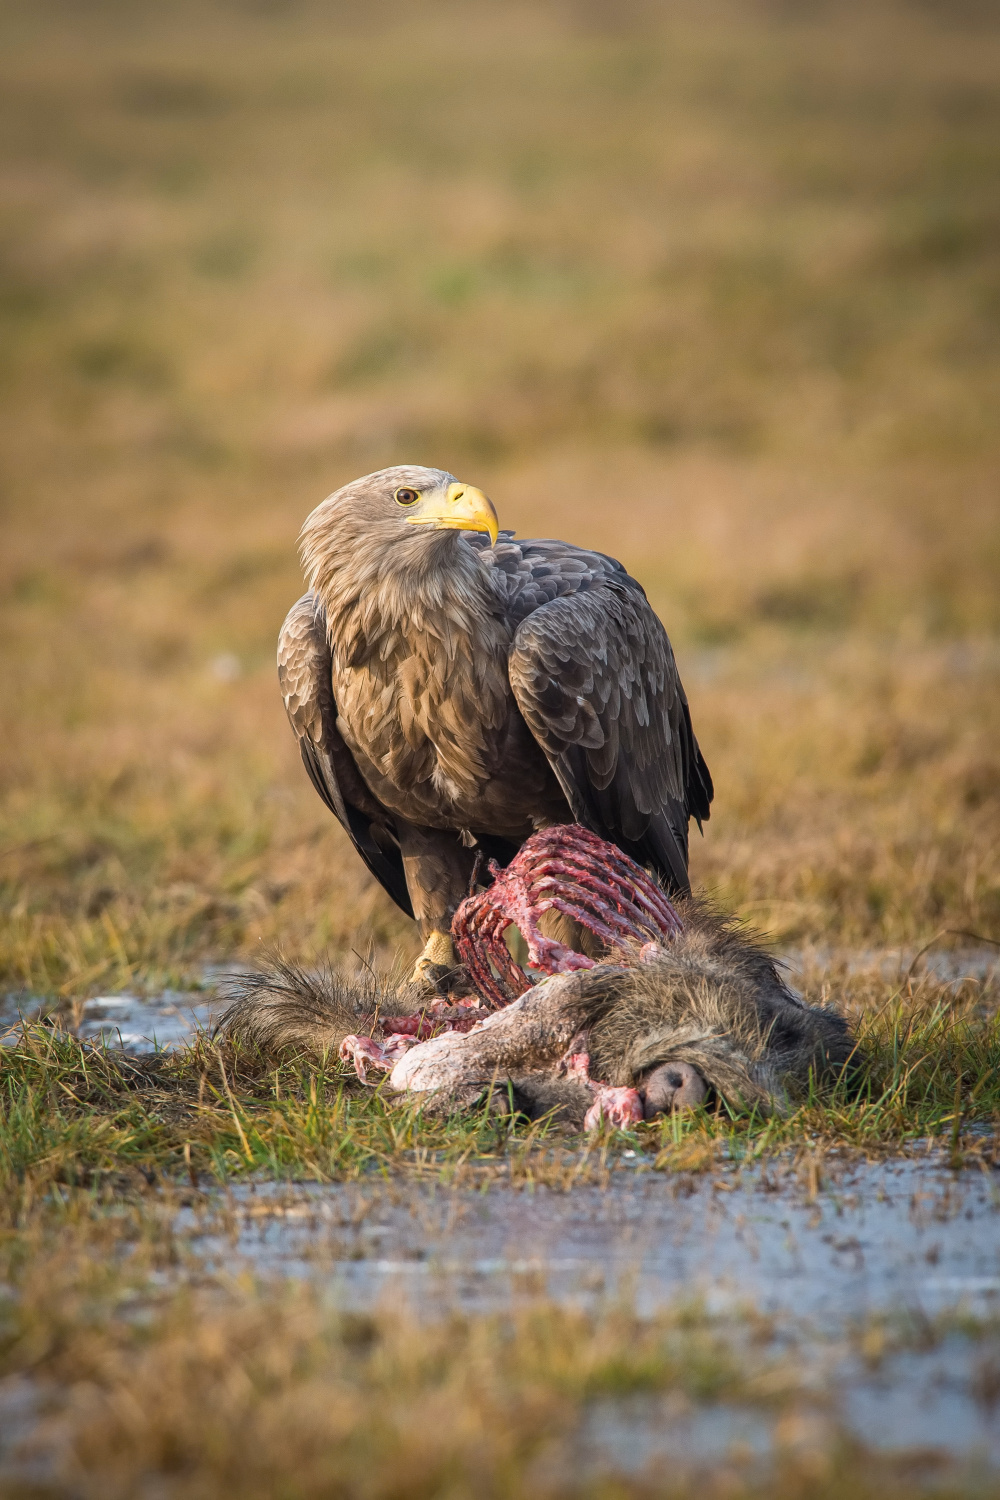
[507,566,711,894]
[278,593,414,917]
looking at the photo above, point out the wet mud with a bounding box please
[171,1149,1000,1477]
[2,949,999,1485]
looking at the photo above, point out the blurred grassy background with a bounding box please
[1,0,998,997]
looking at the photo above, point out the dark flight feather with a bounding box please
[278,593,413,916]
[506,566,711,891]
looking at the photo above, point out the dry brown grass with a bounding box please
[3,9,1000,1488]
[1,0,998,1001]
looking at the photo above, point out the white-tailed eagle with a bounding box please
[278,466,713,987]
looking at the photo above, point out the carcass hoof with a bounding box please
[638,1061,708,1119]
[584,1085,644,1132]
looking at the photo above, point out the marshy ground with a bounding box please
[2,0,999,1493]
[2,948,999,1495]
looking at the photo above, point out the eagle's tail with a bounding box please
[636,801,691,896]
[217,957,387,1059]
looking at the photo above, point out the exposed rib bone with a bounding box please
[453,824,683,1007]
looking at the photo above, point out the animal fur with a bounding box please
[219,957,387,1059]
[218,901,854,1127]
[587,899,852,1109]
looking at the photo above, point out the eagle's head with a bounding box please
[300,465,498,586]
[299,465,501,639]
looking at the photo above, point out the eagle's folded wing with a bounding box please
[507,578,712,893]
[278,592,414,917]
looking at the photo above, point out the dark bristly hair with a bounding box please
[216,904,856,1126]
[217,955,392,1059]
[587,896,855,1110]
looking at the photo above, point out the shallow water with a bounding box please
[186,1152,1000,1326]
[73,991,222,1050]
[169,1149,1000,1475]
[0,965,238,1051]
[782,943,1000,993]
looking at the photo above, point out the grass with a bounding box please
[2,0,1000,1489]
[2,1266,748,1497]
[2,960,998,1494]
[2,994,999,1499]
[1,990,999,1497]
[1,0,999,998]
[3,961,998,1222]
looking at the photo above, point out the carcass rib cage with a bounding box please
[452,824,683,1010]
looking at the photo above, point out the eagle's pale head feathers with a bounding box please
[301,465,497,587]
[299,465,501,642]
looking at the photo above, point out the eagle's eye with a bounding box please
[394,487,420,507]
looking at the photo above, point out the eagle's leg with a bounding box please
[397,824,478,995]
[411,929,458,990]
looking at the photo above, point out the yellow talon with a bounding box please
[410,930,455,985]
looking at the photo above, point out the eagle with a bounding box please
[278,466,713,989]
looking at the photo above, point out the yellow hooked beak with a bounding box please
[404,482,499,547]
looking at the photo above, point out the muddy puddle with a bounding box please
[187,1153,1000,1327]
[0,965,238,1052]
[168,1149,1000,1477]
